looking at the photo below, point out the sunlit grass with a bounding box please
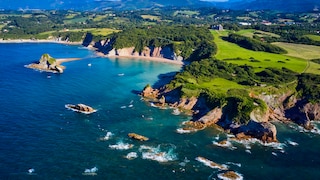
[304,34,320,42]
[273,42,320,60]
[211,30,307,73]
[236,29,280,38]
[200,78,245,94]
[141,15,161,21]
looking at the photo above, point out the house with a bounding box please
[212,24,224,31]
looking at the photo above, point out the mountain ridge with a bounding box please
[0,0,319,12]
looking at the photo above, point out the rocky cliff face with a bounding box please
[83,36,183,61]
[140,85,277,142]
[141,85,319,143]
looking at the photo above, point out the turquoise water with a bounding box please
[1,43,320,179]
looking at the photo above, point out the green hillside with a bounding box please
[212,30,307,73]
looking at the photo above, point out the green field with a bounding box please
[236,29,280,38]
[63,17,88,24]
[200,78,245,94]
[212,30,307,73]
[92,15,108,22]
[273,42,320,60]
[37,28,119,38]
[304,34,320,42]
[65,13,79,19]
[141,15,161,21]
[306,61,320,74]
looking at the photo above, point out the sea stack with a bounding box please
[26,53,65,73]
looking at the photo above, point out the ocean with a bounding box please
[0,43,320,179]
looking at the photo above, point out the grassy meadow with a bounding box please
[304,34,320,42]
[273,42,320,60]
[200,78,246,94]
[141,15,161,21]
[236,29,280,38]
[211,30,307,73]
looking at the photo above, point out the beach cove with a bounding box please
[1,43,320,179]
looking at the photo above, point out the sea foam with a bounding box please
[195,156,228,170]
[139,144,178,163]
[100,132,113,141]
[83,167,98,176]
[125,152,138,160]
[109,141,133,150]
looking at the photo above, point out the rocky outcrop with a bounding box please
[84,36,184,61]
[218,171,242,180]
[26,53,64,73]
[128,133,149,141]
[303,103,320,121]
[232,121,278,143]
[250,106,269,123]
[65,104,97,114]
[141,85,159,99]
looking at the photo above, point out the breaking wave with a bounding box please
[139,144,178,163]
[100,132,113,141]
[195,156,228,170]
[82,167,98,176]
[125,152,138,160]
[109,141,134,150]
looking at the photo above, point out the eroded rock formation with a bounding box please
[128,133,149,141]
[26,54,64,73]
[65,104,96,114]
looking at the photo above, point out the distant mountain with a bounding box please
[215,0,320,12]
[0,0,210,10]
[1,0,319,12]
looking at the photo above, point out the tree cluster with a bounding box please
[109,25,217,60]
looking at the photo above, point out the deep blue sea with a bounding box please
[1,43,320,179]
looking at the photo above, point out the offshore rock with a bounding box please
[65,104,97,114]
[218,171,242,180]
[128,133,149,141]
[26,53,64,73]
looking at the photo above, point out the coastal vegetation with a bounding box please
[2,7,320,140]
[108,25,216,60]
[212,31,308,73]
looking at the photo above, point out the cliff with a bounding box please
[82,34,183,62]
[141,84,319,143]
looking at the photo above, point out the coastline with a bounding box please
[0,39,82,45]
[1,39,185,66]
[95,52,185,66]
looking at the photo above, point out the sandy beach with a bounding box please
[95,52,185,66]
[1,39,185,66]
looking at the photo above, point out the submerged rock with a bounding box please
[128,133,149,141]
